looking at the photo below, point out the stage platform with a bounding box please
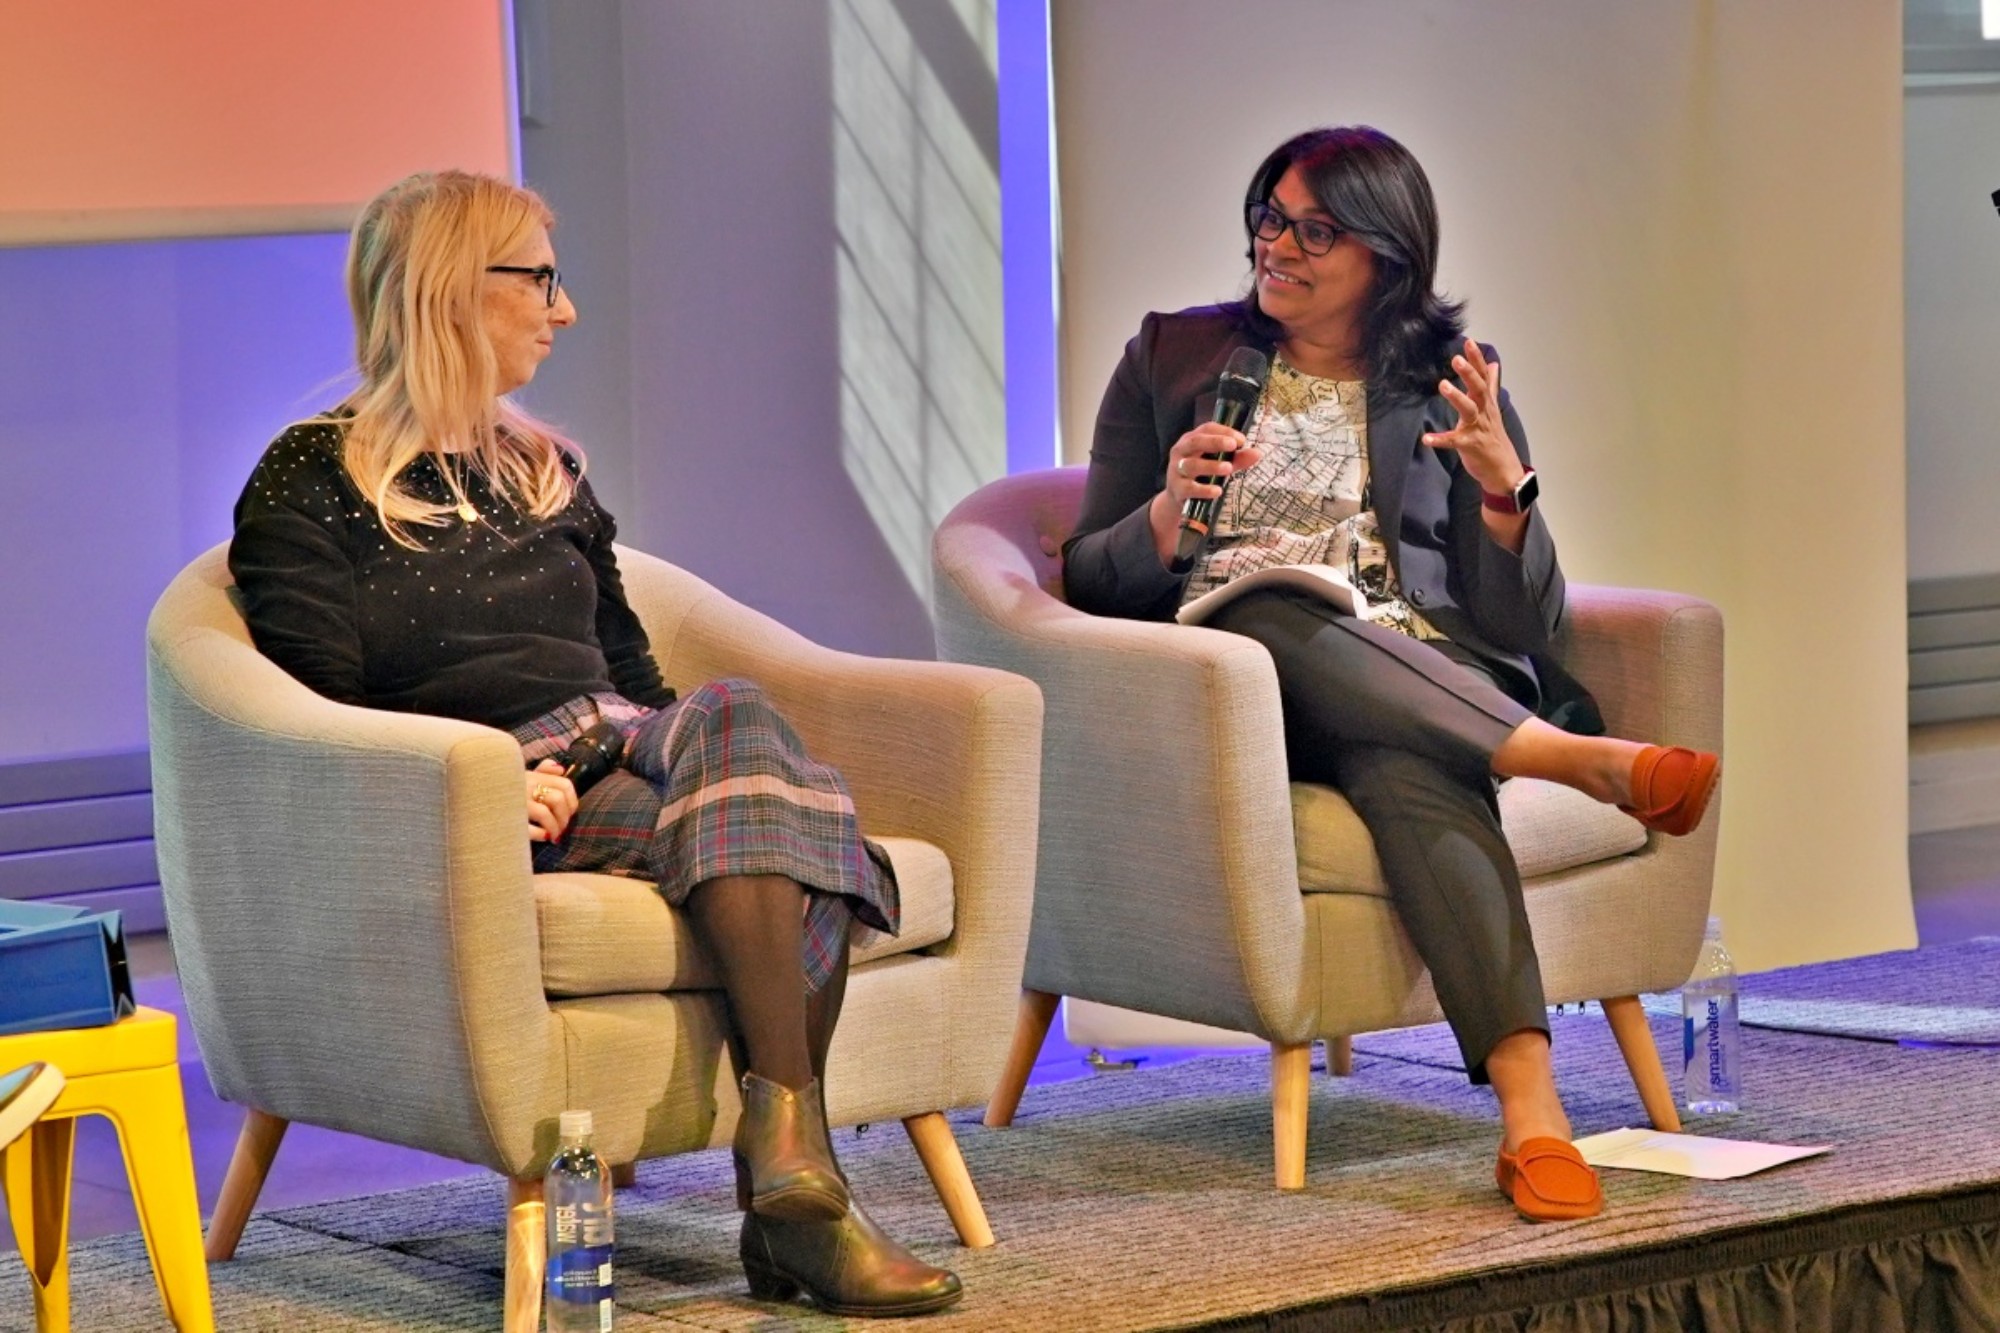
[4,942,1997,1331]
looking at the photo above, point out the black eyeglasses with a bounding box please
[1246,201,1344,257]
[485,264,563,308]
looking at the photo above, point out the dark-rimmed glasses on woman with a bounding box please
[485,264,563,308]
[1246,201,1344,257]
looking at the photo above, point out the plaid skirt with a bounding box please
[509,680,899,992]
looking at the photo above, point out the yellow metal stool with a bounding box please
[0,1006,215,1332]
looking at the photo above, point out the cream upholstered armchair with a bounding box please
[931,467,1722,1189]
[146,543,1041,1332]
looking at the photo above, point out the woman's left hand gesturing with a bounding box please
[1420,338,1525,497]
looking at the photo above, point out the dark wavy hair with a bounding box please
[1232,126,1465,402]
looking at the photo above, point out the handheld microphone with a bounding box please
[557,721,626,797]
[1171,346,1270,574]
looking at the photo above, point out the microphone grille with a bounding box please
[1222,346,1270,387]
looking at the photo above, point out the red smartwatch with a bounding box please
[1481,467,1539,515]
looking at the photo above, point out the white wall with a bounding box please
[0,0,1004,771]
[513,0,635,513]
[1052,0,1914,972]
[521,0,1004,661]
[1906,82,2000,581]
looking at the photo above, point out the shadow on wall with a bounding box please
[832,0,1003,612]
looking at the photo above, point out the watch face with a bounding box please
[1514,470,1540,511]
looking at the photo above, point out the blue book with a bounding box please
[0,900,136,1036]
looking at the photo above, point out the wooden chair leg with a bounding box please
[610,1162,637,1189]
[1327,1035,1354,1077]
[902,1112,994,1249]
[505,1176,546,1333]
[205,1108,288,1261]
[983,989,1060,1128]
[1271,1042,1311,1190]
[1602,994,1683,1132]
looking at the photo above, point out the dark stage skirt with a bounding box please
[508,681,899,992]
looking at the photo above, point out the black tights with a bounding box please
[684,873,849,1092]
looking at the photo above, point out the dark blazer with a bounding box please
[1062,304,1571,705]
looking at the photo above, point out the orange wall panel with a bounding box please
[1,0,514,243]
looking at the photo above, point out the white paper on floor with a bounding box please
[1571,1128,1830,1180]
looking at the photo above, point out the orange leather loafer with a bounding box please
[1496,1137,1605,1222]
[1619,745,1720,838]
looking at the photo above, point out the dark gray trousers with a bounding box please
[1206,589,1548,1082]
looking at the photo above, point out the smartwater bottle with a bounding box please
[1681,916,1742,1113]
[545,1110,614,1331]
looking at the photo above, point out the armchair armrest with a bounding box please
[1552,583,1725,996]
[1558,583,1724,755]
[932,484,1314,1042]
[146,547,555,1172]
[614,549,1044,1096]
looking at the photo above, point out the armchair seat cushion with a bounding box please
[535,837,956,998]
[1290,778,1649,899]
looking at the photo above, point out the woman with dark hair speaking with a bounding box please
[228,170,960,1315]
[1063,126,1719,1223]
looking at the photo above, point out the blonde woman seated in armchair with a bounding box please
[228,170,959,1316]
[1064,127,1719,1223]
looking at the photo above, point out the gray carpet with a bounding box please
[1635,937,2000,1046]
[5,1006,1998,1330]
[1736,936,2000,1045]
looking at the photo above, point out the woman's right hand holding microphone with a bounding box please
[1150,423,1264,568]
[525,762,577,844]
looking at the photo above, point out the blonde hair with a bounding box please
[331,170,579,544]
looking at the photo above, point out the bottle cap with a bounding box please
[1704,915,1724,940]
[558,1109,593,1140]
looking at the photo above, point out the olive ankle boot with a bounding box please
[732,1072,849,1222]
[740,1198,964,1317]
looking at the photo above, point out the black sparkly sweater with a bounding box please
[229,421,675,731]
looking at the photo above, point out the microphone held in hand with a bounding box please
[558,721,627,797]
[1172,347,1270,574]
